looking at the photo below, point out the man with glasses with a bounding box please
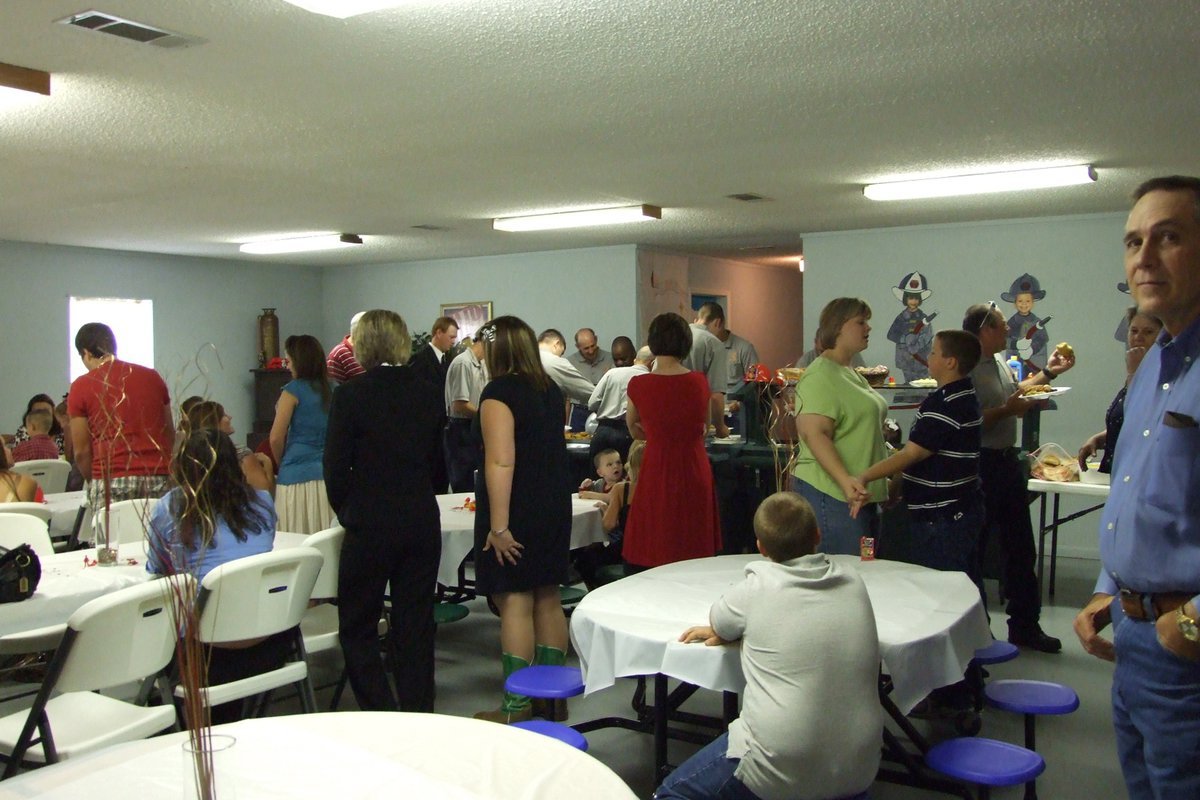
[962,301,1074,652]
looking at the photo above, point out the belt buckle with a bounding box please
[1119,588,1152,620]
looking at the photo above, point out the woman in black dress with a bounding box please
[472,316,572,723]
[323,309,445,712]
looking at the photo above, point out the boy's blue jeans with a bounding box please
[653,733,760,800]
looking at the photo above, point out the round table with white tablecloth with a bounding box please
[1,712,638,799]
[570,554,992,714]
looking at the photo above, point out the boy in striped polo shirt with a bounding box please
[852,329,985,589]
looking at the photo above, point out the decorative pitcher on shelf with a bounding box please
[257,308,279,366]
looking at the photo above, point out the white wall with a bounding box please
[804,211,1130,559]
[320,245,640,352]
[0,240,325,439]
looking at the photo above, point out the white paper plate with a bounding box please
[1023,386,1071,397]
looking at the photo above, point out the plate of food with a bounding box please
[908,377,937,388]
[1021,385,1071,397]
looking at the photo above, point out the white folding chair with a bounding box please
[176,549,324,716]
[300,526,345,655]
[0,577,187,777]
[0,504,53,525]
[94,498,158,545]
[9,460,70,495]
[0,514,55,560]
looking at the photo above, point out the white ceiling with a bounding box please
[1,0,1198,268]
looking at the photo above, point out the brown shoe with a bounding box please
[531,697,570,721]
[473,706,533,725]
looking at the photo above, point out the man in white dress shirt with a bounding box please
[587,346,652,463]
[444,331,487,492]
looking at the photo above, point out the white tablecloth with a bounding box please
[43,490,86,538]
[570,554,992,714]
[2,712,638,799]
[2,493,605,637]
[1027,478,1111,500]
[434,492,606,586]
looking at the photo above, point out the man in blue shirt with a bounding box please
[1074,175,1200,799]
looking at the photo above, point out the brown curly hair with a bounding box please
[168,428,269,551]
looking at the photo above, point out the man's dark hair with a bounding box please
[935,330,982,375]
[538,329,566,348]
[74,322,117,358]
[1132,175,1200,220]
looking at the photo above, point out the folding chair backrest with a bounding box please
[0,503,53,524]
[195,549,323,644]
[304,525,345,601]
[55,576,192,693]
[0,514,55,560]
[96,498,158,545]
[10,459,71,494]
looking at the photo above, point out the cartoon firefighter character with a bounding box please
[1002,273,1051,371]
[886,271,936,382]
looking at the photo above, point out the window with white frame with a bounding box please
[67,296,155,383]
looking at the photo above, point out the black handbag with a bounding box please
[0,544,41,603]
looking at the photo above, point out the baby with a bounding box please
[578,448,624,499]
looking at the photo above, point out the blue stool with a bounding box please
[925,737,1045,799]
[512,719,588,751]
[506,665,585,723]
[505,665,585,699]
[985,679,1079,799]
[968,639,1019,711]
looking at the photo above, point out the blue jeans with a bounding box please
[907,499,984,593]
[792,477,880,556]
[1111,599,1200,799]
[654,733,760,800]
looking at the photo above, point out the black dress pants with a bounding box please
[978,448,1041,629]
[337,521,441,712]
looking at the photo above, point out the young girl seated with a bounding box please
[183,400,275,495]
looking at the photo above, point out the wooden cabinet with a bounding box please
[248,369,291,451]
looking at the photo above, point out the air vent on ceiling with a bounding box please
[411,224,451,231]
[738,244,778,252]
[726,193,772,202]
[57,10,205,48]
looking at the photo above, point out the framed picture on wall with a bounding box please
[440,301,493,343]
[690,291,729,324]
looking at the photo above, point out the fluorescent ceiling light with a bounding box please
[493,204,663,232]
[863,165,1097,201]
[240,233,363,255]
[280,1,409,18]
[0,61,50,98]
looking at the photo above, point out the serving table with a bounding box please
[1,711,638,799]
[1027,478,1110,599]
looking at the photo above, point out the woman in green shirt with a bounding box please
[792,298,888,554]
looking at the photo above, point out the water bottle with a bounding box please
[1006,355,1023,382]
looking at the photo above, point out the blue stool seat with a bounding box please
[926,737,1045,787]
[505,665,585,699]
[511,719,588,751]
[972,639,1019,666]
[985,679,1079,716]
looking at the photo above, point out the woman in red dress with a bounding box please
[623,313,720,570]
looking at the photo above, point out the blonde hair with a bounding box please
[753,492,819,562]
[353,309,412,369]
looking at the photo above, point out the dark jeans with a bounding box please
[978,449,1041,629]
[337,521,441,712]
[202,630,294,725]
[444,419,481,493]
[908,497,985,597]
[590,419,633,465]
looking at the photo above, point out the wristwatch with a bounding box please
[1177,605,1200,643]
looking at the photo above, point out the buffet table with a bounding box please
[1,712,638,799]
[1027,478,1110,599]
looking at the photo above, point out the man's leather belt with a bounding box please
[1119,589,1194,621]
